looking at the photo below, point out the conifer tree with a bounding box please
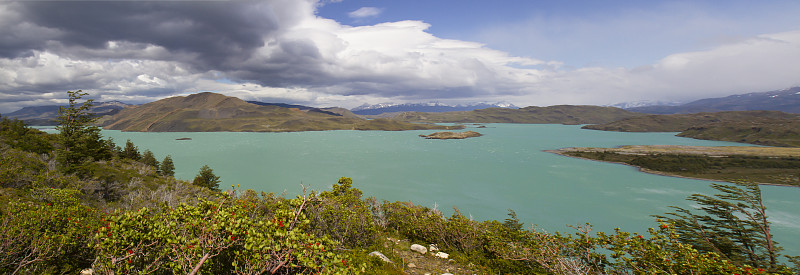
[192,165,220,191]
[655,182,781,271]
[122,139,140,160]
[140,150,159,168]
[159,155,175,177]
[55,90,111,173]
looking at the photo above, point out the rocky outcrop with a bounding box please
[419,131,482,139]
[410,244,428,254]
[368,251,393,263]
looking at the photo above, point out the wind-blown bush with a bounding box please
[307,177,379,248]
[92,193,358,274]
[0,188,105,274]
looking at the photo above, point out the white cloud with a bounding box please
[1,0,799,114]
[348,7,382,19]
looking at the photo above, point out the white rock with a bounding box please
[407,263,417,268]
[368,251,393,263]
[429,244,439,251]
[80,269,94,275]
[410,244,427,254]
[434,251,449,259]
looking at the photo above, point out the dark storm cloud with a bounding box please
[9,1,283,69]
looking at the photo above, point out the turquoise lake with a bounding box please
[79,124,799,255]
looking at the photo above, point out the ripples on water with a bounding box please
[80,124,800,255]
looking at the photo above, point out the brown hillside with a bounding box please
[394,105,642,125]
[103,93,457,132]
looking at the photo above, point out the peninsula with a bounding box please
[550,145,800,187]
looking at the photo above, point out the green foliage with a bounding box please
[160,155,175,177]
[629,154,710,173]
[140,149,159,168]
[92,193,358,274]
[0,116,54,154]
[655,182,784,271]
[309,177,379,248]
[503,209,524,231]
[55,90,113,174]
[565,150,800,186]
[0,188,105,274]
[121,139,140,160]
[193,165,221,191]
[0,148,48,189]
[486,222,790,274]
[381,201,487,254]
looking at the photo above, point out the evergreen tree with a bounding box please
[140,150,159,168]
[122,139,140,160]
[55,90,111,173]
[192,165,220,191]
[159,155,175,177]
[655,182,781,271]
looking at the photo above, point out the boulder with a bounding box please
[410,244,428,254]
[429,244,439,251]
[368,251,393,263]
[434,251,450,259]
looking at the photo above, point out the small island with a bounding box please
[419,131,482,140]
[176,137,192,141]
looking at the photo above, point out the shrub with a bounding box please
[0,188,105,274]
[308,177,379,248]
[92,193,359,274]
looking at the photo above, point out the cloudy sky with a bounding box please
[1,0,799,113]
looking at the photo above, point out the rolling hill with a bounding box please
[102,92,458,132]
[582,111,800,147]
[4,101,130,125]
[393,105,644,125]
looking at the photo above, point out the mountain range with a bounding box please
[394,105,642,125]
[624,86,800,114]
[101,92,457,132]
[351,102,517,116]
[4,101,131,125]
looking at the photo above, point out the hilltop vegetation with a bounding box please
[554,145,800,186]
[2,91,799,274]
[102,92,459,132]
[583,111,800,147]
[393,105,643,125]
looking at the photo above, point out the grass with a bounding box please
[553,145,800,187]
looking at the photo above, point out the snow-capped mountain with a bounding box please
[624,86,800,114]
[608,100,683,109]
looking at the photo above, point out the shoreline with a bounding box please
[544,149,799,188]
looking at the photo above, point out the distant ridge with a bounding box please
[246,101,314,110]
[394,105,643,125]
[626,87,800,114]
[583,110,800,147]
[4,101,132,125]
[102,92,458,132]
[352,102,518,116]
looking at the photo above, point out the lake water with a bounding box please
[81,124,800,255]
